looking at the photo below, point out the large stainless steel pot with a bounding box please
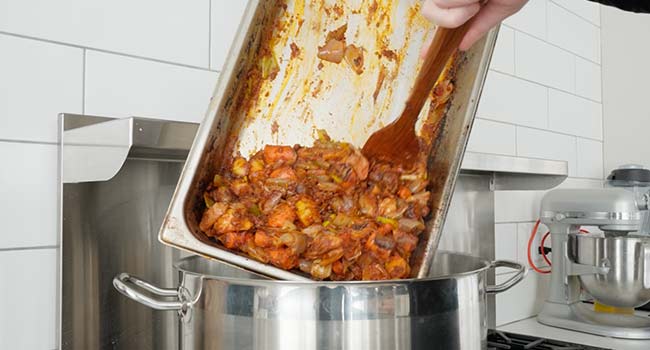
[114,251,525,350]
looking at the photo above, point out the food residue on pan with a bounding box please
[344,44,364,74]
[206,0,462,281]
[318,24,347,63]
[290,42,301,59]
[317,23,365,74]
[373,65,387,102]
[199,53,459,281]
[380,49,397,61]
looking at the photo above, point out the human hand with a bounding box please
[421,0,528,51]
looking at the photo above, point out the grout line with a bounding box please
[208,0,212,69]
[545,87,550,129]
[599,5,606,178]
[0,245,59,252]
[82,49,86,114]
[503,24,601,66]
[507,27,517,75]
[488,69,603,104]
[574,55,578,105]
[0,30,215,72]
[514,125,518,156]
[575,135,580,177]
[548,0,601,28]
[544,0,549,41]
[496,220,538,225]
[477,116,604,142]
[0,138,57,145]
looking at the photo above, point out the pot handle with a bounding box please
[486,260,528,294]
[113,273,183,311]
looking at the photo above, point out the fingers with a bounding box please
[433,0,481,8]
[458,2,523,50]
[421,0,481,28]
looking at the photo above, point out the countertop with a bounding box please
[498,316,650,350]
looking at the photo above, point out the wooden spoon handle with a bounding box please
[397,22,472,127]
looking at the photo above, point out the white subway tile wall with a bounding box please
[477,71,548,129]
[515,32,576,92]
[210,0,249,71]
[0,0,604,344]
[548,89,602,140]
[489,26,515,74]
[547,1,601,63]
[576,138,605,179]
[0,35,83,143]
[516,126,578,176]
[550,0,601,25]
[0,249,58,350]
[0,0,210,67]
[467,119,516,156]
[0,142,59,249]
[494,223,518,265]
[84,51,219,122]
[575,56,603,101]
[469,0,604,326]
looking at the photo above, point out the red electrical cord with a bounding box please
[534,224,590,271]
[527,219,551,274]
[540,231,552,266]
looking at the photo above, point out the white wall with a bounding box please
[0,0,606,347]
[0,1,244,348]
[467,0,605,326]
[601,6,650,171]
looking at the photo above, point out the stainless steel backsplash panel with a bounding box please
[60,115,197,350]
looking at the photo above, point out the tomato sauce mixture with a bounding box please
[199,132,429,280]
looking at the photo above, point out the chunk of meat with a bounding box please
[268,248,298,270]
[214,208,253,234]
[385,255,409,279]
[318,39,346,63]
[199,202,228,232]
[305,233,343,259]
[254,230,274,248]
[311,261,333,280]
[345,149,369,180]
[263,145,297,165]
[221,231,249,250]
[358,193,377,217]
[362,262,389,280]
[394,230,418,256]
[270,166,297,181]
[364,232,393,260]
[267,203,296,228]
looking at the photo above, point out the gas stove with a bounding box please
[488,330,611,350]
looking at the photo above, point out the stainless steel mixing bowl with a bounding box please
[569,233,650,308]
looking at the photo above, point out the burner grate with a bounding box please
[487,330,611,350]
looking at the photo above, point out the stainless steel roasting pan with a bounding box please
[159,0,499,280]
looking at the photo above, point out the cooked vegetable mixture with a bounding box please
[200,132,429,280]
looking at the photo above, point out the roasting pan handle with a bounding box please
[486,260,528,294]
[113,273,183,310]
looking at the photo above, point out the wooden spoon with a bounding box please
[362,22,472,167]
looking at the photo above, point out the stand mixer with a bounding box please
[538,186,650,339]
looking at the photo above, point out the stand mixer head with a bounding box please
[537,187,650,339]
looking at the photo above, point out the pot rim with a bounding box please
[173,250,493,287]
